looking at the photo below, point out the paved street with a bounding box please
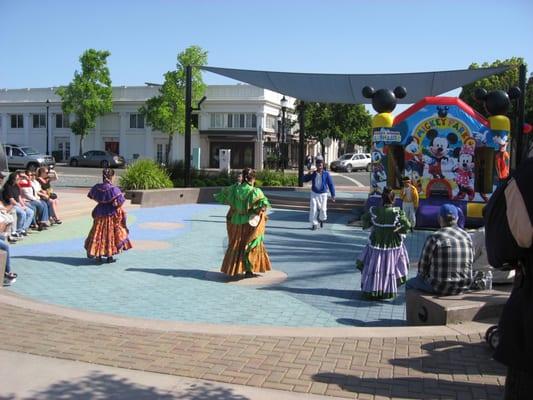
[56,165,368,185]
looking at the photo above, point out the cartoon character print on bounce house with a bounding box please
[423,129,459,180]
[474,87,521,184]
[363,85,407,197]
[403,136,424,194]
[398,99,490,202]
[452,140,476,201]
[370,148,387,194]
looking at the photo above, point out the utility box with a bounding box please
[192,147,201,170]
[219,149,231,172]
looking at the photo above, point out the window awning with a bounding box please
[200,66,509,105]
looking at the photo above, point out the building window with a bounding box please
[32,114,46,128]
[156,143,169,164]
[266,114,277,130]
[210,113,224,128]
[10,114,23,128]
[246,114,257,128]
[129,113,145,129]
[55,113,70,128]
[223,113,257,129]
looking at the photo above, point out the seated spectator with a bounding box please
[2,172,34,237]
[0,171,18,241]
[0,204,18,244]
[19,170,49,231]
[406,204,474,295]
[36,167,61,224]
[0,233,16,286]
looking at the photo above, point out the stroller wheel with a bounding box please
[485,325,498,343]
[487,327,499,350]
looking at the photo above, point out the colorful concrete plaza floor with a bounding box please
[6,198,433,327]
[0,189,506,399]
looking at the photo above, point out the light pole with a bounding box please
[45,99,50,155]
[276,113,282,171]
[280,96,288,172]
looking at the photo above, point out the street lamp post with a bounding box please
[45,99,50,155]
[280,96,288,172]
[276,114,282,171]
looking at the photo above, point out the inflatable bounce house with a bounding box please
[364,86,520,228]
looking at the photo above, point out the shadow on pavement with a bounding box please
[176,382,250,400]
[390,340,504,376]
[313,340,504,398]
[336,318,406,327]
[13,256,98,267]
[0,371,251,399]
[126,267,230,283]
[313,372,502,399]
[259,286,364,301]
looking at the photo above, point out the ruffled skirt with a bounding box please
[357,243,409,299]
[85,208,132,258]
[221,211,271,276]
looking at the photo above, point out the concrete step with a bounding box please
[267,194,364,213]
[406,287,512,326]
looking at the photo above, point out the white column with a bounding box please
[172,133,180,161]
[69,114,78,156]
[23,113,30,145]
[119,112,127,158]
[198,135,207,168]
[0,114,7,144]
[144,125,153,160]
[94,117,102,150]
[255,113,263,170]
[47,109,53,154]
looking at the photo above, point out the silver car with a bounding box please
[330,153,372,172]
[69,150,126,168]
[4,144,55,171]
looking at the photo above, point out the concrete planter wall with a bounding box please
[126,187,222,207]
[125,186,309,208]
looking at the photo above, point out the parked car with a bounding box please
[69,150,126,168]
[330,153,371,172]
[4,144,55,171]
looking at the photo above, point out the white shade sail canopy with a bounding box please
[201,66,509,104]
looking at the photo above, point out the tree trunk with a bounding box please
[79,135,84,156]
[165,133,173,165]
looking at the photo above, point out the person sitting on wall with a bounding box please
[400,176,419,229]
[406,204,473,295]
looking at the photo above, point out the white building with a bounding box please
[0,85,337,169]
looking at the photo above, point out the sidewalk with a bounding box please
[0,350,341,400]
[0,188,506,399]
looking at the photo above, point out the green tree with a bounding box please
[301,102,372,154]
[56,49,113,155]
[140,45,208,164]
[459,57,528,117]
[526,74,533,124]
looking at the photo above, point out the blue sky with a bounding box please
[1,0,532,90]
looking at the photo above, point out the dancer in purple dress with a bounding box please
[357,187,411,299]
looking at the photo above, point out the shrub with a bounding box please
[255,170,298,187]
[161,162,297,188]
[119,159,173,190]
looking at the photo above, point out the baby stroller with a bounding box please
[485,325,499,350]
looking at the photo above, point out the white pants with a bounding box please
[310,192,328,226]
[403,202,416,228]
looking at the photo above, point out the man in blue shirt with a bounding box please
[303,159,336,230]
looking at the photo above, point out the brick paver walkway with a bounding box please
[0,303,505,399]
